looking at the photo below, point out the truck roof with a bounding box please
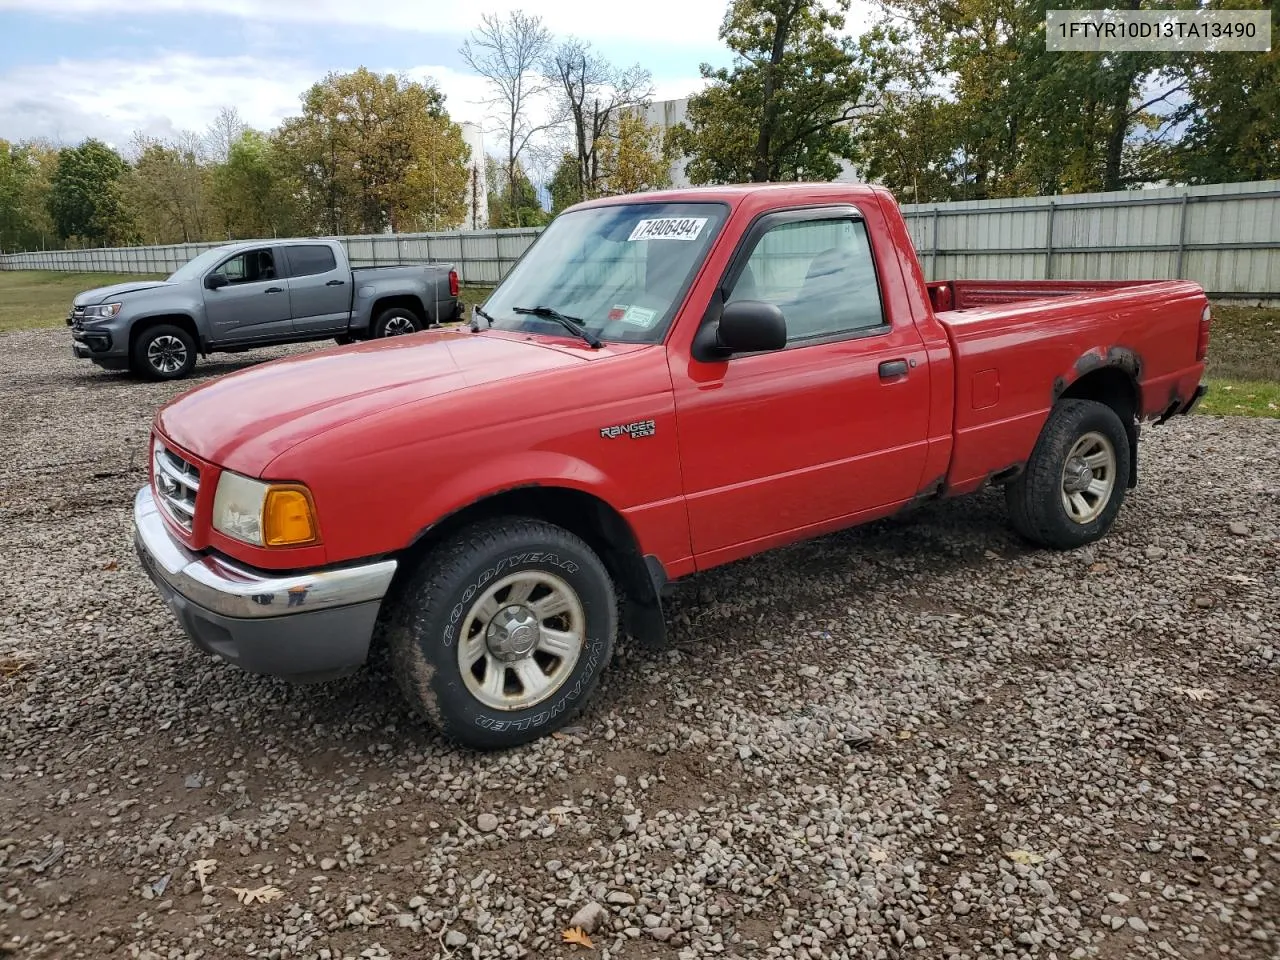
[568,181,887,213]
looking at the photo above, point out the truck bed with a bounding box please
[926,278,1168,312]
[933,279,1209,494]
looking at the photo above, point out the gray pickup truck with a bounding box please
[67,238,462,380]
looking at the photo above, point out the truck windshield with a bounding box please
[480,201,728,344]
[166,246,237,283]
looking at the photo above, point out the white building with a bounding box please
[642,96,863,189]
[459,121,489,231]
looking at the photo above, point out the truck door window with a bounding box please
[285,245,338,277]
[217,249,277,285]
[727,218,885,343]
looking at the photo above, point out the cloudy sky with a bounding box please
[0,0,748,152]
[0,0,880,157]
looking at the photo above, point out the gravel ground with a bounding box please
[1,328,1278,960]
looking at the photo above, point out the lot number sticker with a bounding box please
[627,217,707,242]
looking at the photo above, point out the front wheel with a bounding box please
[1005,398,1131,549]
[386,517,616,750]
[132,324,197,381]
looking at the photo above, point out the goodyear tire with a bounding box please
[1005,399,1131,549]
[387,517,616,750]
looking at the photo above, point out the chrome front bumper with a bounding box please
[133,485,398,680]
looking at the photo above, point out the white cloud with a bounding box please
[0,53,316,147]
[0,0,729,46]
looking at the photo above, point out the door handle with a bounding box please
[264,287,283,294]
[325,279,345,286]
[879,359,909,379]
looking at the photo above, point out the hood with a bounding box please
[74,280,173,306]
[156,330,602,476]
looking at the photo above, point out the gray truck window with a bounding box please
[728,218,885,342]
[286,245,337,278]
[218,249,277,285]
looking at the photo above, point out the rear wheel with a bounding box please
[372,307,420,338]
[386,517,616,750]
[132,324,197,380]
[1005,399,1131,549]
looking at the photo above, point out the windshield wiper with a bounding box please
[471,305,495,331]
[512,305,602,348]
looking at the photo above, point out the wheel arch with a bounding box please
[395,484,667,647]
[1056,359,1141,489]
[129,313,202,356]
[372,294,429,329]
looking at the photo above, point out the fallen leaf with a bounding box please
[0,658,28,678]
[897,729,913,740]
[983,549,1001,560]
[1088,562,1109,573]
[102,560,118,571]
[231,885,284,905]
[868,846,888,863]
[562,926,594,948]
[192,859,217,891]
[1174,687,1215,703]
[1009,849,1044,866]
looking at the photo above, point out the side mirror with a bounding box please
[204,273,228,291]
[715,299,787,354]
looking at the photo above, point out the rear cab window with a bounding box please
[284,245,339,278]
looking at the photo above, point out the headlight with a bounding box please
[82,302,123,320]
[211,471,320,547]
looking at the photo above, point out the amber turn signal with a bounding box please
[263,485,320,547]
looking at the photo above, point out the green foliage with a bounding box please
[210,130,299,239]
[123,135,211,243]
[275,67,470,235]
[47,139,135,245]
[0,140,57,252]
[1170,4,1280,184]
[672,0,866,184]
[548,153,581,214]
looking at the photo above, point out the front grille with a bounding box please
[152,442,200,532]
[70,305,85,329]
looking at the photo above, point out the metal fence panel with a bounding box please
[4,184,1279,296]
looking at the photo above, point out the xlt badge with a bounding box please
[600,419,656,439]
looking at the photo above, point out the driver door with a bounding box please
[202,246,292,343]
[671,208,932,561]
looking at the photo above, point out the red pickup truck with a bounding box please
[133,183,1210,749]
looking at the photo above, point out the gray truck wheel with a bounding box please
[132,324,197,381]
[372,307,420,338]
[386,517,616,750]
[1005,399,1131,549]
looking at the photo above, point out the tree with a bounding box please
[545,38,654,204]
[461,11,554,225]
[487,155,550,227]
[47,139,135,245]
[856,0,1187,198]
[0,139,57,251]
[547,152,580,213]
[1169,4,1280,184]
[671,0,868,184]
[123,133,211,243]
[210,130,299,238]
[203,106,250,163]
[597,112,671,195]
[275,67,469,234]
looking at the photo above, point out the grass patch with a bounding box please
[1199,378,1280,418]
[1196,305,1280,419]
[1205,305,1280,382]
[0,270,164,333]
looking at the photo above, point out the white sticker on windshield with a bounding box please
[627,217,708,242]
[621,305,658,328]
